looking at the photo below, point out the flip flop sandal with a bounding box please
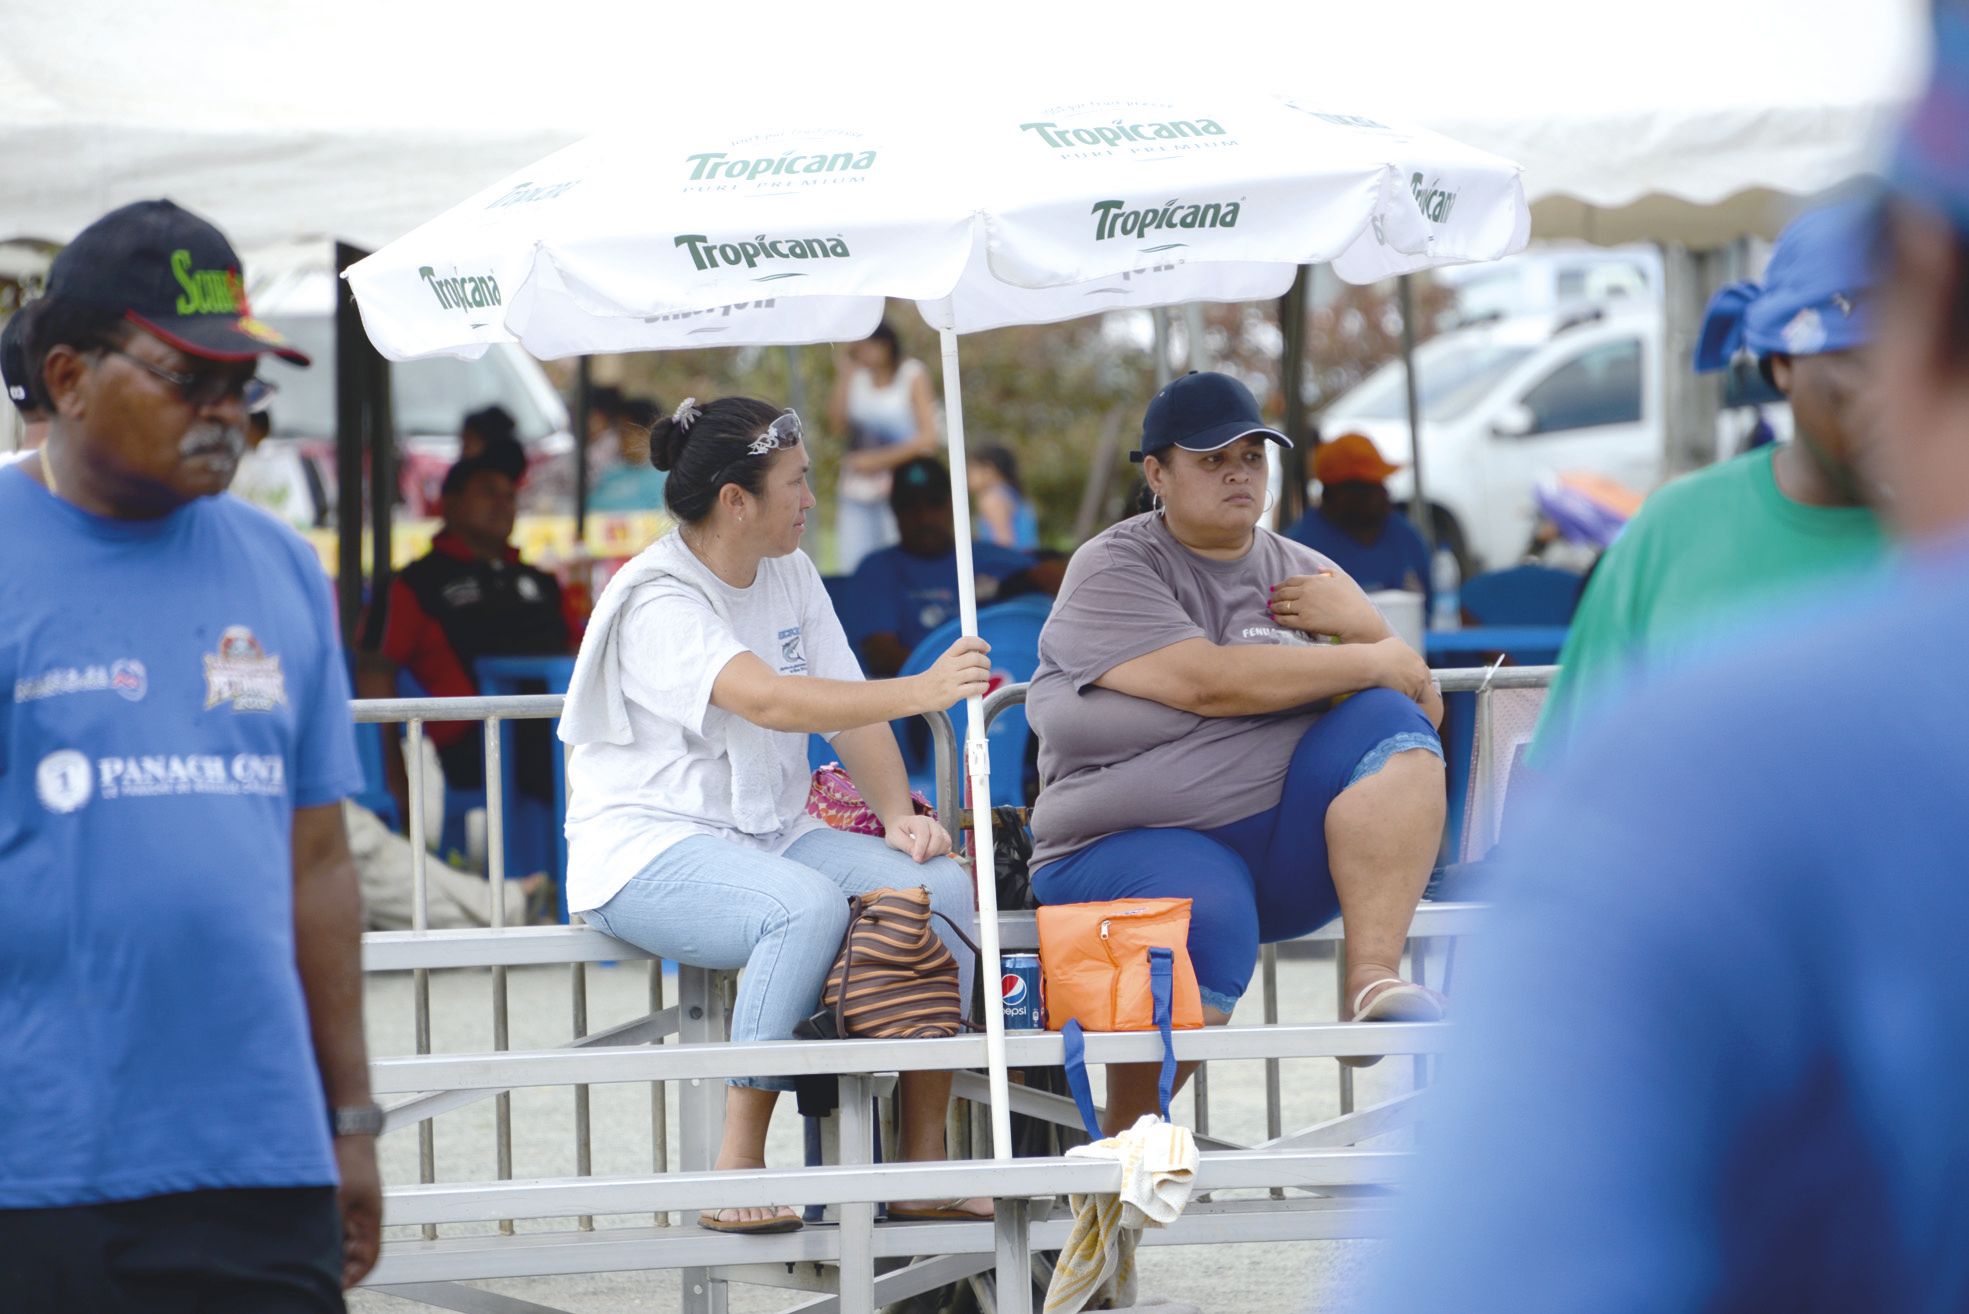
[886,1198,994,1222]
[1341,978,1447,1069]
[698,1207,803,1234]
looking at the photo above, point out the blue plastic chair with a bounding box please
[393,668,487,860]
[350,722,402,832]
[896,595,1050,808]
[1458,564,1585,630]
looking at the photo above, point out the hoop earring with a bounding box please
[1264,487,1277,516]
[1152,490,1165,513]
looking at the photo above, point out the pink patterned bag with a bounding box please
[804,764,936,837]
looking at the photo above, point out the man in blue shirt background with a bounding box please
[1369,18,1969,1312]
[1282,432,1433,612]
[842,457,1035,676]
[0,200,378,1311]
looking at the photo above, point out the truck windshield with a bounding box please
[1337,341,1537,423]
[254,316,558,442]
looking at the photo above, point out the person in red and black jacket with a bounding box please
[381,453,583,809]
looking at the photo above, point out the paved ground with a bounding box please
[349,945,1422,1314]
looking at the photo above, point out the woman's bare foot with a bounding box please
[700,1153,802,1232]
[698,1204,802,1232]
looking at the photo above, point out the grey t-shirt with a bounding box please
[1027,513,1345,869]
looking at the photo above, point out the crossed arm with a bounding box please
[1097,572,1443,726]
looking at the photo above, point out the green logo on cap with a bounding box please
[171,249,245,316]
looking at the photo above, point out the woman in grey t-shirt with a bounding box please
[1027,372,1447,1133]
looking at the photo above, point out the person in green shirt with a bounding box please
[1529,199,1889,769]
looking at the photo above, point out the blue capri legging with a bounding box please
[1031,688,1442,1015]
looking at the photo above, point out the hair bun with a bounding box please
[648,416,689,472]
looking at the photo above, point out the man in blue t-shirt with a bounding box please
[1282,432,1433,611]
[1368,27,1969,1312]
[842,457,1034,675]
[0,200,376,1311]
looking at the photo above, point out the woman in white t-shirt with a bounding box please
[827,320,939,573]
[561,395,992,1235]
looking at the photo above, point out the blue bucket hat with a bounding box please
[1890,3,1969,235]
[1693,198,1879,372]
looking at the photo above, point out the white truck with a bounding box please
[1317,303,1784,575]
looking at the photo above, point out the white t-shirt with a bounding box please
[563,544,863,912]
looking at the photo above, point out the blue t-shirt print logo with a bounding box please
[778,626,807,674]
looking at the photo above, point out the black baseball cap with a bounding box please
[1132,370,1290,463]
[2,301,45,416]
[45,200,310,366]
[890,456,951,512]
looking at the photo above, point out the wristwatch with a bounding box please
[331,1102,386,1137]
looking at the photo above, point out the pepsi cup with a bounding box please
[1000,954,1044,1029]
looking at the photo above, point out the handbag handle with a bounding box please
[1060,945,1178,1141]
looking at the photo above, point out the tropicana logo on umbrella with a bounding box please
[1090,197,1242,246]
[485,180,579,210]
[1411,173,1459,224]
[684,149,878,184]
[1019,115,1229,152]
[420,266,503,311]
[672,233,852,279]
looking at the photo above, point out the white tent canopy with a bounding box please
[0,0,1929,255]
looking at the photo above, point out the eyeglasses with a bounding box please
[104,347,277,413]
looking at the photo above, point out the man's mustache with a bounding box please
[179,424,245,461]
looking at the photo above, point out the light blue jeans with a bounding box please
[585,827,977,1090]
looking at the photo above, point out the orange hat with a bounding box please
[1314,433,1402,485]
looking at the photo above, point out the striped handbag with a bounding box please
[821,886,979,1040]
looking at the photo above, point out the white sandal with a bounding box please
[1343,978,1447,1068]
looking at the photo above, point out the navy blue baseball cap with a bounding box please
[1132,370,1291,463]
[2,301,44,416]
[45,199,309,366]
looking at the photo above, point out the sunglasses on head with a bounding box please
[745,409,803,456]
[104,345,277,413]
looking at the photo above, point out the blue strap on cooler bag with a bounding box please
[1060,946,1179,1140]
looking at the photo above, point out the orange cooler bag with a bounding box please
[1035,898,1205,1032]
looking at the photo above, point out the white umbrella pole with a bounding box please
[936,322,1014,1162]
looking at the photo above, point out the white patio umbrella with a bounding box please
[346,87,1528,1161]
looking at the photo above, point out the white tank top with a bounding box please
[841,358,932,502]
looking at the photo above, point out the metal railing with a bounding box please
[352,665,1550,1313]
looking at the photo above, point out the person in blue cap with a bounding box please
[1525,197,1889,769]
[0,201,378,1306]
[1027,371,1445,1131]
[1365,10,1969,1310]
[840,456,1035,677]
